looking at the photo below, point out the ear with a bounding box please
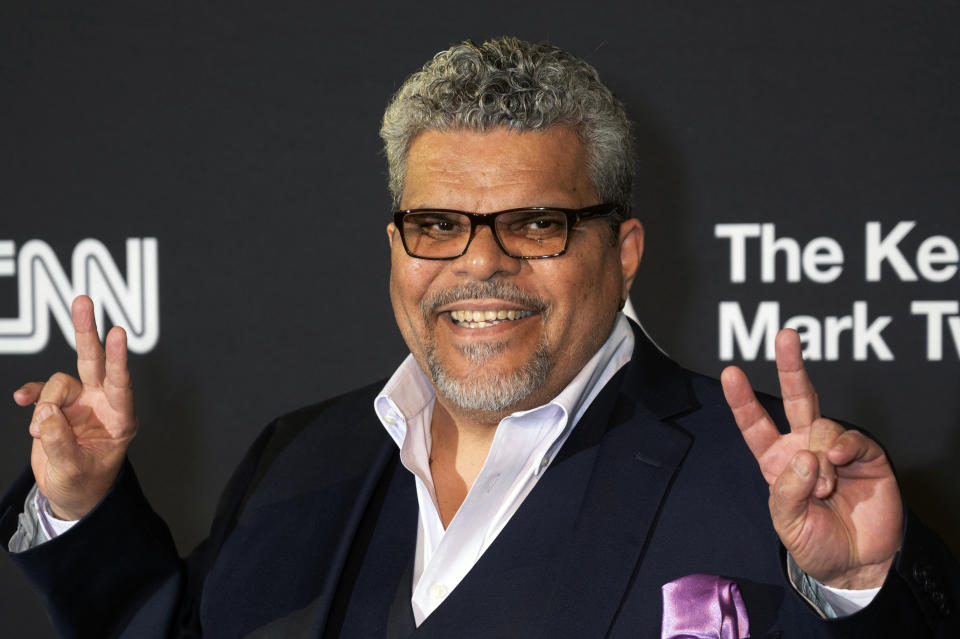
[387,222,397,246]
[616,219,644,306]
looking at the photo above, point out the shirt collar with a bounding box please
[374,355,434,448]
[542,313,634,429]
[374,313,635,447]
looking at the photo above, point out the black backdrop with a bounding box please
[2,2,958,635]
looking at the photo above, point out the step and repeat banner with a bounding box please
[1,2,957,634]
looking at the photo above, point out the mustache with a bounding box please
[420,280,548,318]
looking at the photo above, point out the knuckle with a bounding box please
[842,429,866,443]
[44,372,75,392]
[811,416,837,431]
[125,418,140,437]
[39,423,65,445]
[776,482,793,500]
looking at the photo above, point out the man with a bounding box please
[2,36,957,638]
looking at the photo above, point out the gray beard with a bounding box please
[419,279,552,413]
[425,336,551,413]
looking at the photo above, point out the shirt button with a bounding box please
[384,411,398,425]
[539,456,551,471]
[429,583,448,601]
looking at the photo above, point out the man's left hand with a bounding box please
[721,328,903,590]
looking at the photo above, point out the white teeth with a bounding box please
[449,309,533,325]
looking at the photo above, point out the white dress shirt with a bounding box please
[374,314,635,625]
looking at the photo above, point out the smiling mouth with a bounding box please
[449,309,535,328]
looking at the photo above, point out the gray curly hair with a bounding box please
[380,36,635,223]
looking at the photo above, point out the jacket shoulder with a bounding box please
[266,380,389,452]
[220,380,391,516]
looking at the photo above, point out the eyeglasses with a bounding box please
[392,203,618,260]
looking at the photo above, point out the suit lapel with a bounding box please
[241,430,398,639]
[543,323,698,638]
[308,435,397,636]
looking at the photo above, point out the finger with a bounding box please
[13,382,45,406]
[827,429,887,468]
[103,326,135,416]
[33,403,80,466]
[73,296,106,387]
[28,402,53,437]
[721,365,781,460]
[775,329,821,431]
[770,450,819,543]
[34,373,83,415]
[808,418,843,498]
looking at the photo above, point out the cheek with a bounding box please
[536,266,591,332]
[546,253,621,330]
[389,256,440,321]
[389,265,426,355]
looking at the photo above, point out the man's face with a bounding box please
[388,127,643,420]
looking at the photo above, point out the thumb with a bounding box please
[769,450,819,543]
[33,403,80,468]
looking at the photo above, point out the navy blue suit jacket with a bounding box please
[2,326,958,637]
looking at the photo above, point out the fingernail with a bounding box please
[791,455,810,477]
[816,477,827,493]
[34,405,54,423]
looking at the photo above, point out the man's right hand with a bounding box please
[12,295,138,521]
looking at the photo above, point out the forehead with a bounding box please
[401,127,597,212]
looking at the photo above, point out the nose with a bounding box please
[451,225,521,280]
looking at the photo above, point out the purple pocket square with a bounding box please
[661,574,750,639]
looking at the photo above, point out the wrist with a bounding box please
[47,504,83,521]
[41,493,87,522]
[32,489,81,541]
[822,557,894,590]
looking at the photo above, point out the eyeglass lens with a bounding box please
[401,210,569,258]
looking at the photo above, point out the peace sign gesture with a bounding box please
[12,296,138,521]
[721,329,903,590]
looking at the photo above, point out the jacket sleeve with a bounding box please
[0,419,282,639]
[793,509,960,638]
[0,460,182,638]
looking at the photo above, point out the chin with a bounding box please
[426,342,552,414]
